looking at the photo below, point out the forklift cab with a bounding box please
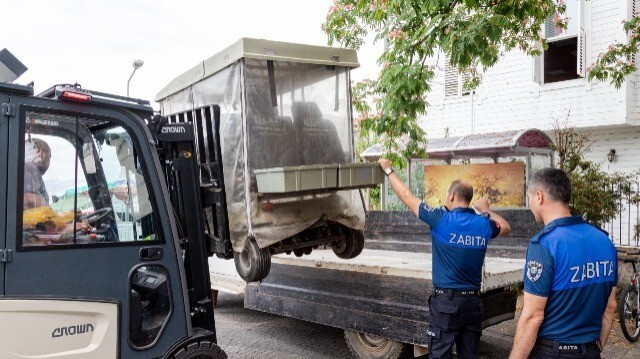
[0,83,225,358]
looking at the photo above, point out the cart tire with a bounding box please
[344,330,410,359]
[619,284,640,342]
[332,228,365,259]
[234,237,271,282]
[169,339,227,359]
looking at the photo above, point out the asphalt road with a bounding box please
[214,292,640,359]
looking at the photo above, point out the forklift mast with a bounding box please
[148,105,232,333]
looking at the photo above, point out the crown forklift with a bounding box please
[0,70,229,357]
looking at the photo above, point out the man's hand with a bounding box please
[378,158,392,172]
[377,158,421,216]
[473,197,491,213]
[474,197,512,237]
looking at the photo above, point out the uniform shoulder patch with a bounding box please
[527,261,543,282]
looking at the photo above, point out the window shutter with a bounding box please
[631,0,638,64]
[444,60,459,97]
[577,0,587,77]
[533,42,543,84]
[545,14,558,39]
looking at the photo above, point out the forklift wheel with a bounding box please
[331,228,365,259]
[234,237,271,282]
[169,339,227,359]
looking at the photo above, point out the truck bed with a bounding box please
[268,249,524,292]
[210,249,524,294]
[210,249,523,347]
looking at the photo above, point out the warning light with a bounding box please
[60,91,92,102]
[53,84,93,102]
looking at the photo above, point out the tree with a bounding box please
[551,119,625,228]
[323,0,562,166]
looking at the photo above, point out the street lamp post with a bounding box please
[127,59,144,97]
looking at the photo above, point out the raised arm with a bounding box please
[378,159,421,216]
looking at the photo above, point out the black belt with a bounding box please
[535,338,599,353]
[433,288,480,297]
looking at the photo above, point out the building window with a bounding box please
[534,0,586,84]
[444,60,471,98]
[544,37,580,83]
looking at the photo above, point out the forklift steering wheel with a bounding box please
[81,208,113,226]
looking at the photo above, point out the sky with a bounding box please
[2,0,381,110]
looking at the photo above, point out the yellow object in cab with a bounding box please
[22,206,75,229]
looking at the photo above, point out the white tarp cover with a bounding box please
[159,59,364,252]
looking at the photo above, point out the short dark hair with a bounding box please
[448,180,473,203]
[28,138,51,174]
[528,168,571,204]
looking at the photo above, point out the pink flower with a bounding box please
[345,4,355,11]
[370,4,376,11]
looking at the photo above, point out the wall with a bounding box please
[423,0,634,138]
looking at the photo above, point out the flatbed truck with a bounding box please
[211,209,535,358]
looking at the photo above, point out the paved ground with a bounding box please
[215,292,640,359]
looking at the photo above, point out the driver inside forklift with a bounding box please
[20,112,124,246]
[20,110,164,248]
[22,137,92,245]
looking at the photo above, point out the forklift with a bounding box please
[0,79,228,358]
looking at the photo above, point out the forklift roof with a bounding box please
[156,38,360,101]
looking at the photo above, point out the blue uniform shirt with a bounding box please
[524,216,618,344]
[419,202,500,291]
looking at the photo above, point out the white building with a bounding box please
[422,0,639,244]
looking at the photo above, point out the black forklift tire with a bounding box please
[234,237,271,282]
[169,339,227,359]
[331,228,365,259]
[344,330,410,359]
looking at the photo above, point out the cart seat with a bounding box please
[292,101,346,164]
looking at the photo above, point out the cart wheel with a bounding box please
[344,330,410,359]
[234,237,271,282]
[169,339,227,359]
[331,228,365,259]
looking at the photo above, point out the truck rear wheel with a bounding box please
[344,330,410,359]
[331,228,365,259]
[234,237,271,282]
[169,339,227,359]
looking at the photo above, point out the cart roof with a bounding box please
[156,38,360,101]
[361,129,554,162]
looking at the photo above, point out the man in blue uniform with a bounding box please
[510,168,618,359]
[378,159,511,359]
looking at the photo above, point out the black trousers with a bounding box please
[427,292,483,359]
[530,339,601,359]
